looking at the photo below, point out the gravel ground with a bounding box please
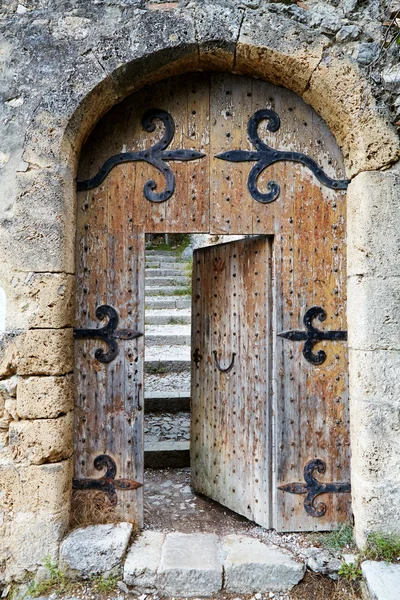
[145,372,190,393]
[144,413,190,443]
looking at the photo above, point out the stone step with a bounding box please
[146,250,182,256]
[362,561,400,600]
[146,261,188,269]
[146,286,191,296]
[144,391,191,413]
[145,268,189,277]
[145,325,191,346]
[124,532,306,596]
[145,371,191,393]
[145,296,191,310]
[145,344,190,373]
[144,440,190,468]
[146,255,186,264]
[145,308,191,325]
[145,411,190,441]
[145,275,190,286]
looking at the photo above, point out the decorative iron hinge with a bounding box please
[74,304,143,364]
[76,109,205,202]
[278,459,351,517]
[73,455,143,505]
[277,306,347,365]
[216,108,350,204]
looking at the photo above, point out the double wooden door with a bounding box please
[75,72,350,532]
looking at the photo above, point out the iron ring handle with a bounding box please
[213,350,236,373]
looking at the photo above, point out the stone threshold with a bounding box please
[59,526,306,598]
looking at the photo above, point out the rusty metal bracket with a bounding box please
[74,304,143,364]
[193,347,202,367]
[76,109,205,202]
[73,454,143,505]
[216,109,350,204]
[213,350,236,373]
[278,459,351,517]
[277,306,347,365]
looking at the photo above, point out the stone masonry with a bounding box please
[0,0,399,585]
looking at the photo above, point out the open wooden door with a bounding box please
[191,236,273,528]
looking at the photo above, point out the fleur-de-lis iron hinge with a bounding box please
[277,306,347,365]
[216,109,350,204]
[73,455,143,505]
[76,109,205,202]
[278,459,351,517]
[74,304,143,364]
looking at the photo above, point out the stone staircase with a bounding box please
[144,249,192,468]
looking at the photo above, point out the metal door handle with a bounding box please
[213,350,236,373]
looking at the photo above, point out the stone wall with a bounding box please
[0,0,399,583]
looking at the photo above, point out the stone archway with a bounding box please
[1,4,399,582]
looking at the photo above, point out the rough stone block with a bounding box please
[236,10,327,95]
[194,4,243,70]
[9,412,73,465]
[17,375,74,419]
[303,56,400,176]
[124,530,165,590]
[347,275,400,351]
[349,349,400,405]
[0,459,73,518]
[351,477,400,547]
[15,459,73,514]
[59,522,133,579]
[362,560,400,599]
[7,512,69,582]
[350,399,400,484]
[1,170,76,274]
[17,329,74,376]
[99,10,199,97]
[158,533,223,597]
[347,169,400,278]
[2,271,74,331]
[223,535,305,593]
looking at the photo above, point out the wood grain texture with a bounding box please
[191,237,272,527]
[77,72,349,531]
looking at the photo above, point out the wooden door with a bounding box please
[76,71,350,531]
[191,237,272,528]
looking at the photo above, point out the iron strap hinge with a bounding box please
[278,459,351,517]
[74,304,143,364]
[76,109,205,203]
[278,306,347,365]
[73,455,143,505]
[216,109,350,204]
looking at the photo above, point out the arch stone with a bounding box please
[1,2,400,582]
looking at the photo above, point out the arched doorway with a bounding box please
[74,72,350,532]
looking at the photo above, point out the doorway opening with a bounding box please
[143,233,270,535]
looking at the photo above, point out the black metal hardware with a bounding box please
[76,109,205,202]
[74,304,143,364]
[193,347,202,367]
[277,306,347,365]
[278,458,351,517]
[73,454,143,505]
[216,109,350,204]
[213,350,236,373]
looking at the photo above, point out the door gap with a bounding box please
[143,232,260,534]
